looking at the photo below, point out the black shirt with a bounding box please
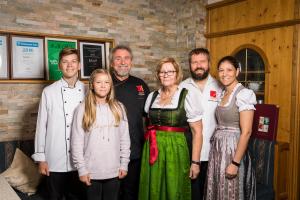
[112,74,150,160]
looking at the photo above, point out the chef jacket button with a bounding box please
[64,101,67,103]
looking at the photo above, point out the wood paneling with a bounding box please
[206,0,300,198]
[288,23,300,200]
[208,0,296,33]
[206,0,246,10]
[205,19,300,38]
[208,27,293,143]
[274,142,289,200]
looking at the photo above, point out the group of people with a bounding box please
[32,45,257,200]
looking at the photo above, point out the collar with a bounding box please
[186,74,214,89]
[158,86,181,94]
[112,73,130,83]
[220,83,242,97]
[60,78,80,88]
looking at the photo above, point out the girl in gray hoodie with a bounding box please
[71,69,130,200]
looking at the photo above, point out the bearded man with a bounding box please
[180,48,222,200]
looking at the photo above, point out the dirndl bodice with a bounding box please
[148,88,188,127]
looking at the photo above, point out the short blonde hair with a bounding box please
[156,57,183,84]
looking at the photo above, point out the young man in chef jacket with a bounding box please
[180,48,222,200]
[32,48,85,200]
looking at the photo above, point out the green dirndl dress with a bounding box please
[139,89,191,200]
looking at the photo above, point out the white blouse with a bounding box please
[220,83,257,112]
[144,87,203,123]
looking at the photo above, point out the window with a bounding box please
[234,48,265,102]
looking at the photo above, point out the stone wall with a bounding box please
[0,0,206,141]
[176,0,207,76]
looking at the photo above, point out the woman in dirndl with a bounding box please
[205,56,256,200]
[139,57,203,200]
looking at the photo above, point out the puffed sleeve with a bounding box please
[144,92,155,113]
[184,90,203,122]
[236,88,257,112]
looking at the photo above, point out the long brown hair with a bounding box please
[82,69,124,132]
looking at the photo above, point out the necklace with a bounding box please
[159,86,178,106]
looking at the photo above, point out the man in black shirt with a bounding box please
[110,45,150,200]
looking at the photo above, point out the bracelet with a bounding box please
[191,160,201,166]
[231,160,240,167]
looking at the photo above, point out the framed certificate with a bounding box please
[0,35,8,79]
[79,41,106,79]
[11,36,45,79]
[45,38,77,80]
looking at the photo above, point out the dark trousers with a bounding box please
[191,161,208,200]
[119,159,141,200]
[87,178,120,200]
[42,171,85,200]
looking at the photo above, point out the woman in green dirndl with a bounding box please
[139,57,203,200]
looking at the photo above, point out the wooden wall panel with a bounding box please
[208,27,294,143]
[208,0,296,33]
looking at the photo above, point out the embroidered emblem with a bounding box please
[210,90,216,98]
[136,85,145,95]
[209,90,217,101]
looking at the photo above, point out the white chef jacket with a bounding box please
[180,75,222,161]
[32,78,85,172]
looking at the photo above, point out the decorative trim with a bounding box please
[274,142,290,200]
[288,23,300,200]
[0,29,115,44]
[205,19,300,38]
[0,79,89,84]
[206,0,246,10]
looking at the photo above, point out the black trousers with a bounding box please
[191,161,208,200]
[41,171,85,200]
[119,159,141,200]
[87,178,120,200]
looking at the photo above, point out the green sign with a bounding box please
[46,39,77,80]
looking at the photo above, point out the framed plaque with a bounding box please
[11,36,44,79]
[252,104,279,141]
[0,35,8,79]
[45,38,77,80]
[79,41,106,79]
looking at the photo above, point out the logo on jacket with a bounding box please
[209,90,217,101]
[136,85,145,95]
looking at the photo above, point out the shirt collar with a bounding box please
[112,73,130,84]
[186,74,213,88]
[60,78,80,88]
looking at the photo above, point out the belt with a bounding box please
[144,125,187,165]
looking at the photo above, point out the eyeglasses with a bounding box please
[158,70,177,77]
